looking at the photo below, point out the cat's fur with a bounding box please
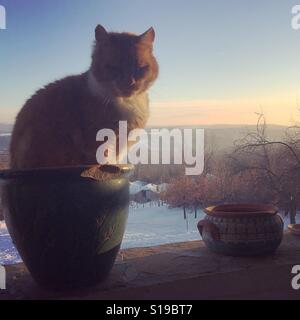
[10,25,158,169]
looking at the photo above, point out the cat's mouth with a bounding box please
[122,90,137,97]
[111,80,142,97]
[115,87,139,98]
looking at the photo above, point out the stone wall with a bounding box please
[1,232,300,300]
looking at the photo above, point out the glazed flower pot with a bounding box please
[198,204,284,257]
[0,165,133,290]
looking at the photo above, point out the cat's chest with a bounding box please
[82,93,149,134]
[114,94,149,121]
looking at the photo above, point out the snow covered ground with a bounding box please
[0,204,299,265]
[122,203,202,249]
[0,221,22,265]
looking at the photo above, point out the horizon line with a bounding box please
[0,122,290,129]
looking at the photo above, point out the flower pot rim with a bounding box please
[0,164,134,181]
[204,203,278,218]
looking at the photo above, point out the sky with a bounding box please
[1,0,300,126]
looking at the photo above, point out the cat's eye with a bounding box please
[136,65,149,79]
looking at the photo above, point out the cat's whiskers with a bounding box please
[103,96,111,111]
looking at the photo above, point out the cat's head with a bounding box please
[91,25,159,98]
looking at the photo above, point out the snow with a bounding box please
[141,183,159,193]
[129,181,169,195]
[0,221,22,265]
[0,204,299,265]
[129,181,146,195]
[130,181,166,195]
[122,203,202,249]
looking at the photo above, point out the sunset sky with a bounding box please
[1,0,300,126]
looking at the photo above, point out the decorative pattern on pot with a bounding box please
[198,204,284,257]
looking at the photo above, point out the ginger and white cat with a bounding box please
[10,25,159,169]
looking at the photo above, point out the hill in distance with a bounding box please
[0,123,13,134]
[0,123,288,152]
[147,124,287,152]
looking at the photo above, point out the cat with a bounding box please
[10,24,159,169]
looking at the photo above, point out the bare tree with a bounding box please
[230,114,300,224]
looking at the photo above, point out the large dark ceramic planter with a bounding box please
[198,204,284,257]
[0,165,133,290]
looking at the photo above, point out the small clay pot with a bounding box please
[198,204,284,257]
[0,165,133,290]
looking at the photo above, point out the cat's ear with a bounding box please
[95,24,108,43]
[139,27,155,44]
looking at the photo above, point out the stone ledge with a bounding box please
[1,233,300,300]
